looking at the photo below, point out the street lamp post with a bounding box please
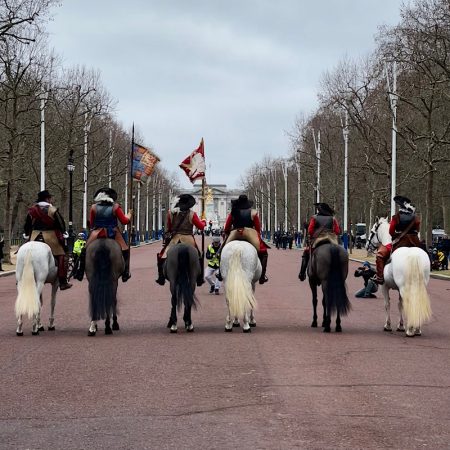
[67,154,75,253]
[342,109,349,250]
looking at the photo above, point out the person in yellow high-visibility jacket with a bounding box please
[205,236,221,294]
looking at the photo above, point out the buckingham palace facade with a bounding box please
[174,184,242,229]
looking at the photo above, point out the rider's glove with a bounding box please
[63,231,69,239]
[23,234,29,240]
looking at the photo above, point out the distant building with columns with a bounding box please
[173,184,242,229]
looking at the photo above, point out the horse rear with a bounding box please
[384,247,431,336]
[15,241,58,336]
[308,242,350,332]
[85,238,124,336]
[165,243,200,333]
[221,241,262,332]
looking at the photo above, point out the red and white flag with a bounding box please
[179,138,206,183]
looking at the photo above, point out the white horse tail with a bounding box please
[225,247,256,319]
[15,249,40,319]
[402,253,431,328]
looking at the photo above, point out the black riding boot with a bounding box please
[122,250,131,282]
[197,257,205,286]
[298,251,309,281]
[74,248,86,281]
[156,255,166,285]
[258,252,268,284]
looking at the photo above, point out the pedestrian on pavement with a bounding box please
[205,236,221,294]
[354,261,378,298]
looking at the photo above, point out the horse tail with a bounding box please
[402,253,431,328]
[15,249,40,319]
[326,245,351,316]
[225,247,256,319]
[89,241,114,321]
[175,246,198,311]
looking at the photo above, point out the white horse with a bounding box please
[15,241,59,336]
[220,241,262,332]
[366,217,431,337]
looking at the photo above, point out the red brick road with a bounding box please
[1,240,449,449]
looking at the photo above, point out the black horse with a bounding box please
[85,238,124,336]
[305,241,350,332]
[164,243,200,333]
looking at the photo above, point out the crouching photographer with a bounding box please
[354,261,378,298]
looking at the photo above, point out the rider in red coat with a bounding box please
[299,202,340,281]
[375,195,420,285]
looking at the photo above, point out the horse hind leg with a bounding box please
[335,312,342,333]
[183,307,194,332]
[383,288,392,332]
[16,315,24,336]
[242,311,251,333]
[249,309,256,327]
[37,294,45,332]
[396,295,405,332]
[167,295,178,333]
[32,313,40,335]
[112,313,120,331]
[48,282,58,331]
[105,315,113,335]
[88,321,97,336]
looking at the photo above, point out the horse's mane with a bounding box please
[376,217,391,245]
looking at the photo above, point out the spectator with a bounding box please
[354,261,378,298]
[0,236,4,271]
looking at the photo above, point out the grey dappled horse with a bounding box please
[85,238,124,336]
[164,243,200,333]
[220,240,261,332]
[307,242,350,332]
[15,241,59,335]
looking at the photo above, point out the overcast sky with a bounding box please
[47,0,403,189]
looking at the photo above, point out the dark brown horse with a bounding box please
[85,238,124,336]
[306,242,350,332]
[164,243,200,333]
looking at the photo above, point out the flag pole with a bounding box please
[201,139,206,280]
[128,123,135,250]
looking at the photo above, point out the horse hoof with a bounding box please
[38,326,45,332]
[112,322,120,331]
[224,327,233,332]
[335,326,342,333]
[88,330,96,337]
[243,327,251,333]
[396,327,405,332]
[323,328,331,333]
[16,332,23,336]
[105,328,113,335]
[311,321,317,328]
[249,322,256,328]
[185,324,194,332]
[232,322,240,328]
[405,332,415,338]
[32,331,39,336]
[415,329,422,336]
[48,326,55,331]
[170,325,178,333]
[384,326,392,332]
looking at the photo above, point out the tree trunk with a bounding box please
[425,164,434,247]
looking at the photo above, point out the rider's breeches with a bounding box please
[205,266,221,289]
[376,245,390,280]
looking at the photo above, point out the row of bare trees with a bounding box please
[0,0,177,263]
[241,0,450,246]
